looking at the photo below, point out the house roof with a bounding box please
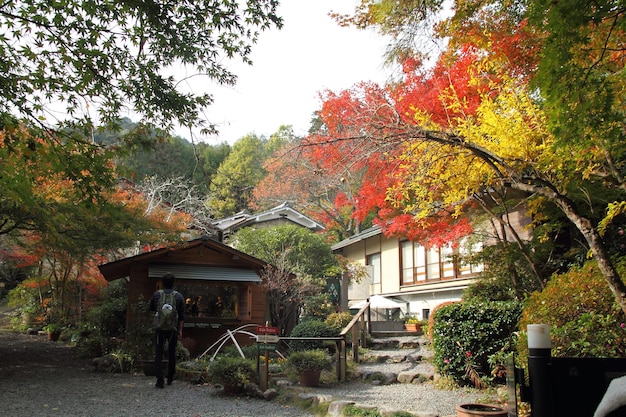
[331,226,383,251]
[98,236,269,282]
[211,202,325,233]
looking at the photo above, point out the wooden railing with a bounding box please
[279,302,371,382]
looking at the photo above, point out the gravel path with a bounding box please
[298,338,488,416]
[0,332,312,417]
[0,332,489,417]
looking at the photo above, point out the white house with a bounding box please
[332,206,532,321]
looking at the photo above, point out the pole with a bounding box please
[527,324,552,417]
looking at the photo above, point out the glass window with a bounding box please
[414,245,426,281]
[426,247,440,279]
[367,253,381,284]
[459,238,484,275]
[401,241,414,284]
[441,244,455,278]
[400,238,483,286]
[176,283,239,319]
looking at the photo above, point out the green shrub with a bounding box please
[286,349,333,373]
[301,294,336,322]
[75,333,117,358]
[325,312,353,334]
[218,344,258,359]
[432,300,522,387]
[84,278,128,338]
[289,320,336,352]
[206,356,257,389]
[519,259,626,361]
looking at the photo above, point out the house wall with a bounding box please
[121,249,268,355]
[340,205,533,321]
[342,231,478,322]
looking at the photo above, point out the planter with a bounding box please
[456,404,507,417]
[140,360,168,377]
[298,369,322,387]
[46,331,61,342]
[176,367,207,382]
[403,323,421,332]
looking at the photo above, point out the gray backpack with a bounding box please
[153,290,179,331]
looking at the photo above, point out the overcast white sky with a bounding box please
[182,1,392,144]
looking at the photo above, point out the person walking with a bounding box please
[149,273,185,388]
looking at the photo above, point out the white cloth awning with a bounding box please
[350,295,404,310]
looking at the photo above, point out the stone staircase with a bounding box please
[353,335,437,385]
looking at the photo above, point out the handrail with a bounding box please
[337,301,371,381]
[281,302,371,382]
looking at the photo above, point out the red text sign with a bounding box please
[256,326,279,335]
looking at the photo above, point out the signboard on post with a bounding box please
[256,325,279,335]
[256,325,280,391]
[256,326,280,344]
[257,334,280,343]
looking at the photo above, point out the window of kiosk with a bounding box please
[176,283,239,320]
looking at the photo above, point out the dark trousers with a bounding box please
[154,330,177,382]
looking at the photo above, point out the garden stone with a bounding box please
[263,388,278,401]
[327,400,355,417]
[397,370,420,384]
[91,354,122,373]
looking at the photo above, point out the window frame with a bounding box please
[400,240,482,286]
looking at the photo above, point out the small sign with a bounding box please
[257,334,280,343]
[256,326,279,335]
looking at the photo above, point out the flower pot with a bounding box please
[403,323,420,332]
[456,404,507,417]
[298,369,322,387]
[47,331,61,342]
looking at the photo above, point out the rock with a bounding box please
[297,393,334,406]
[273,378,293,388]
[398,340,421,349]
[92,355,117,372]
[244,383,265,399]
[397,370,420,384]
[327,400,355,417]
[263,388,278,401]
[391,354,408,363]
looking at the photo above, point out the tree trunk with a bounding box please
[513,182,626,314]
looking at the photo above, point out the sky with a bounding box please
[181,1,392,144]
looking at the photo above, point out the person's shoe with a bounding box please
[155,379,164,388]
[166,378,173,386]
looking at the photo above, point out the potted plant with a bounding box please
[43,323,62,341]
[286,349,333,387]
[176,359,209,383]
[403,316,423,332]
[206,356,257,394]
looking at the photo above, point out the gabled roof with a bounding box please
[98,236,269,282]
[211,202,325,233]
[331,226,383,251]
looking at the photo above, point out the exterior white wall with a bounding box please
[339,229,474,320]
